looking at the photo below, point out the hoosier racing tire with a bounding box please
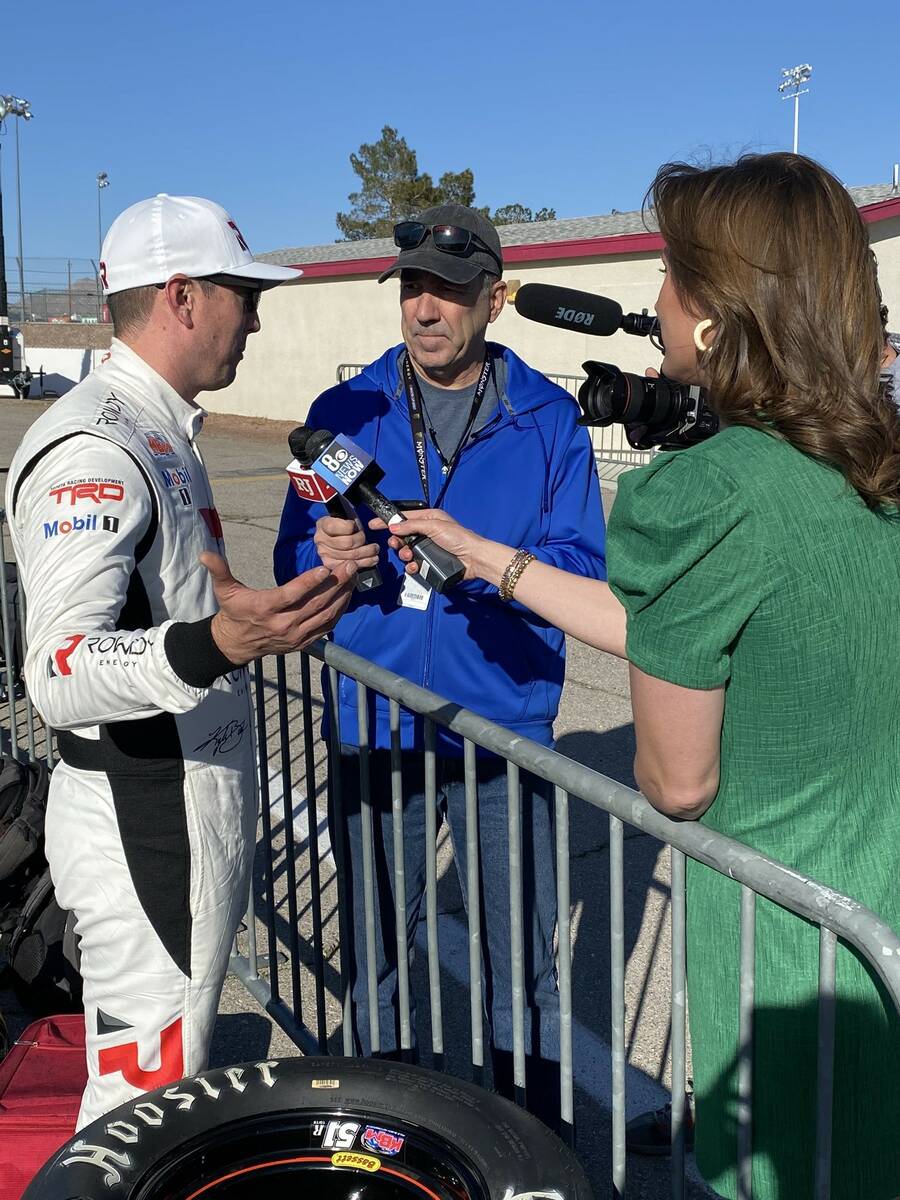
[23,1055,593,1200]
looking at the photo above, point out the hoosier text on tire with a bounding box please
[24,1055,593,1200]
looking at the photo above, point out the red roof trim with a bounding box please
[289,198,900,279]
[503,230,664,261]
[297,256,396,278]
[859,195,900,223]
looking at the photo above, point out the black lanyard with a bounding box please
[402,352,492,504]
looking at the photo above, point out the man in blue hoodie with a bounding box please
[274,204,606,1126]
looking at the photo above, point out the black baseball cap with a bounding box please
[378,203,503,285]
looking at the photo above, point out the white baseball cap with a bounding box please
[99,194,300,295]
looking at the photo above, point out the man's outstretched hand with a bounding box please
[201,552,357,666]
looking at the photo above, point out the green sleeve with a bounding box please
[607,449,769,689]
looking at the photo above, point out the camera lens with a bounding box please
[577,362,651,426]
[575,361,717,449]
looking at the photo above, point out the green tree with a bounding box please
[492,203,557,226]
[336,127,478,241]
[335,127,556,240]
[435,168,478,209]
[492,203,532,225]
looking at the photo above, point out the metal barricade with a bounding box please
[335,362,366,383]
[3,501,899,1198]
[0,507,49,766]
[230,640,900,1200]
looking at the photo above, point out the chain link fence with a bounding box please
[2,257,109,324]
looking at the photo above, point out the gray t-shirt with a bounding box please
[410,353,507,468]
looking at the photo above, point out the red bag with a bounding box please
[0,1014,85,1200]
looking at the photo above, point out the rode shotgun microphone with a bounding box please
[514,283,659,338]
[290,427,465,594]
[287,427,382,592]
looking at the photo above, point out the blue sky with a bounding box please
[1,0,891,262]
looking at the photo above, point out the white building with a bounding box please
[199,184,899,422]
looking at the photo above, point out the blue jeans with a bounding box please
[330,748,560,1063]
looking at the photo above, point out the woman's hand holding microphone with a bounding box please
[369,511,513,588]
[370,511,627,657]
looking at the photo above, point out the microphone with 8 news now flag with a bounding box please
[287,427,466,594]
[286,428,382,592]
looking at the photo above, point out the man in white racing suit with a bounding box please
[5,195,357,1128]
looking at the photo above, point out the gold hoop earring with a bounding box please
[693,318,714,352]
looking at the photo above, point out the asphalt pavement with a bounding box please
[1,397,713,1199]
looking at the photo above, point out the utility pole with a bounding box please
[0,95,34,322]
[96,172,109,322]
[0,113,8,325]
[0,99,11,395]
[14,110,25,322]
[777,64,812,154]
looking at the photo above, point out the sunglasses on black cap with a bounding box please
[393,221,502,271]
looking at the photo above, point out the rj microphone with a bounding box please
[514,283,659,338]
[291,427,466,594]
[287,428,382,593]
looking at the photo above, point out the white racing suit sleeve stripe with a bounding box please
[16,435,210,729]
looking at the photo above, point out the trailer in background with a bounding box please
[0,323,31,398]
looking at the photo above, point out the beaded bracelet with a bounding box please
[498,549,536,602]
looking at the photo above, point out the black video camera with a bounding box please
[513,283,719,451]
[577,361,718,451]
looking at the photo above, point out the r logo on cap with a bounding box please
[227,220,250,254]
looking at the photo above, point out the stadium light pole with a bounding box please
[96,172,109,321]
[778,64,812,154]
[0,97,9,325]
[0,95,33,323]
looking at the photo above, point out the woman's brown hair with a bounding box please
[649,152,900,508]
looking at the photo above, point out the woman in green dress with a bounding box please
[377,152,900,1198]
